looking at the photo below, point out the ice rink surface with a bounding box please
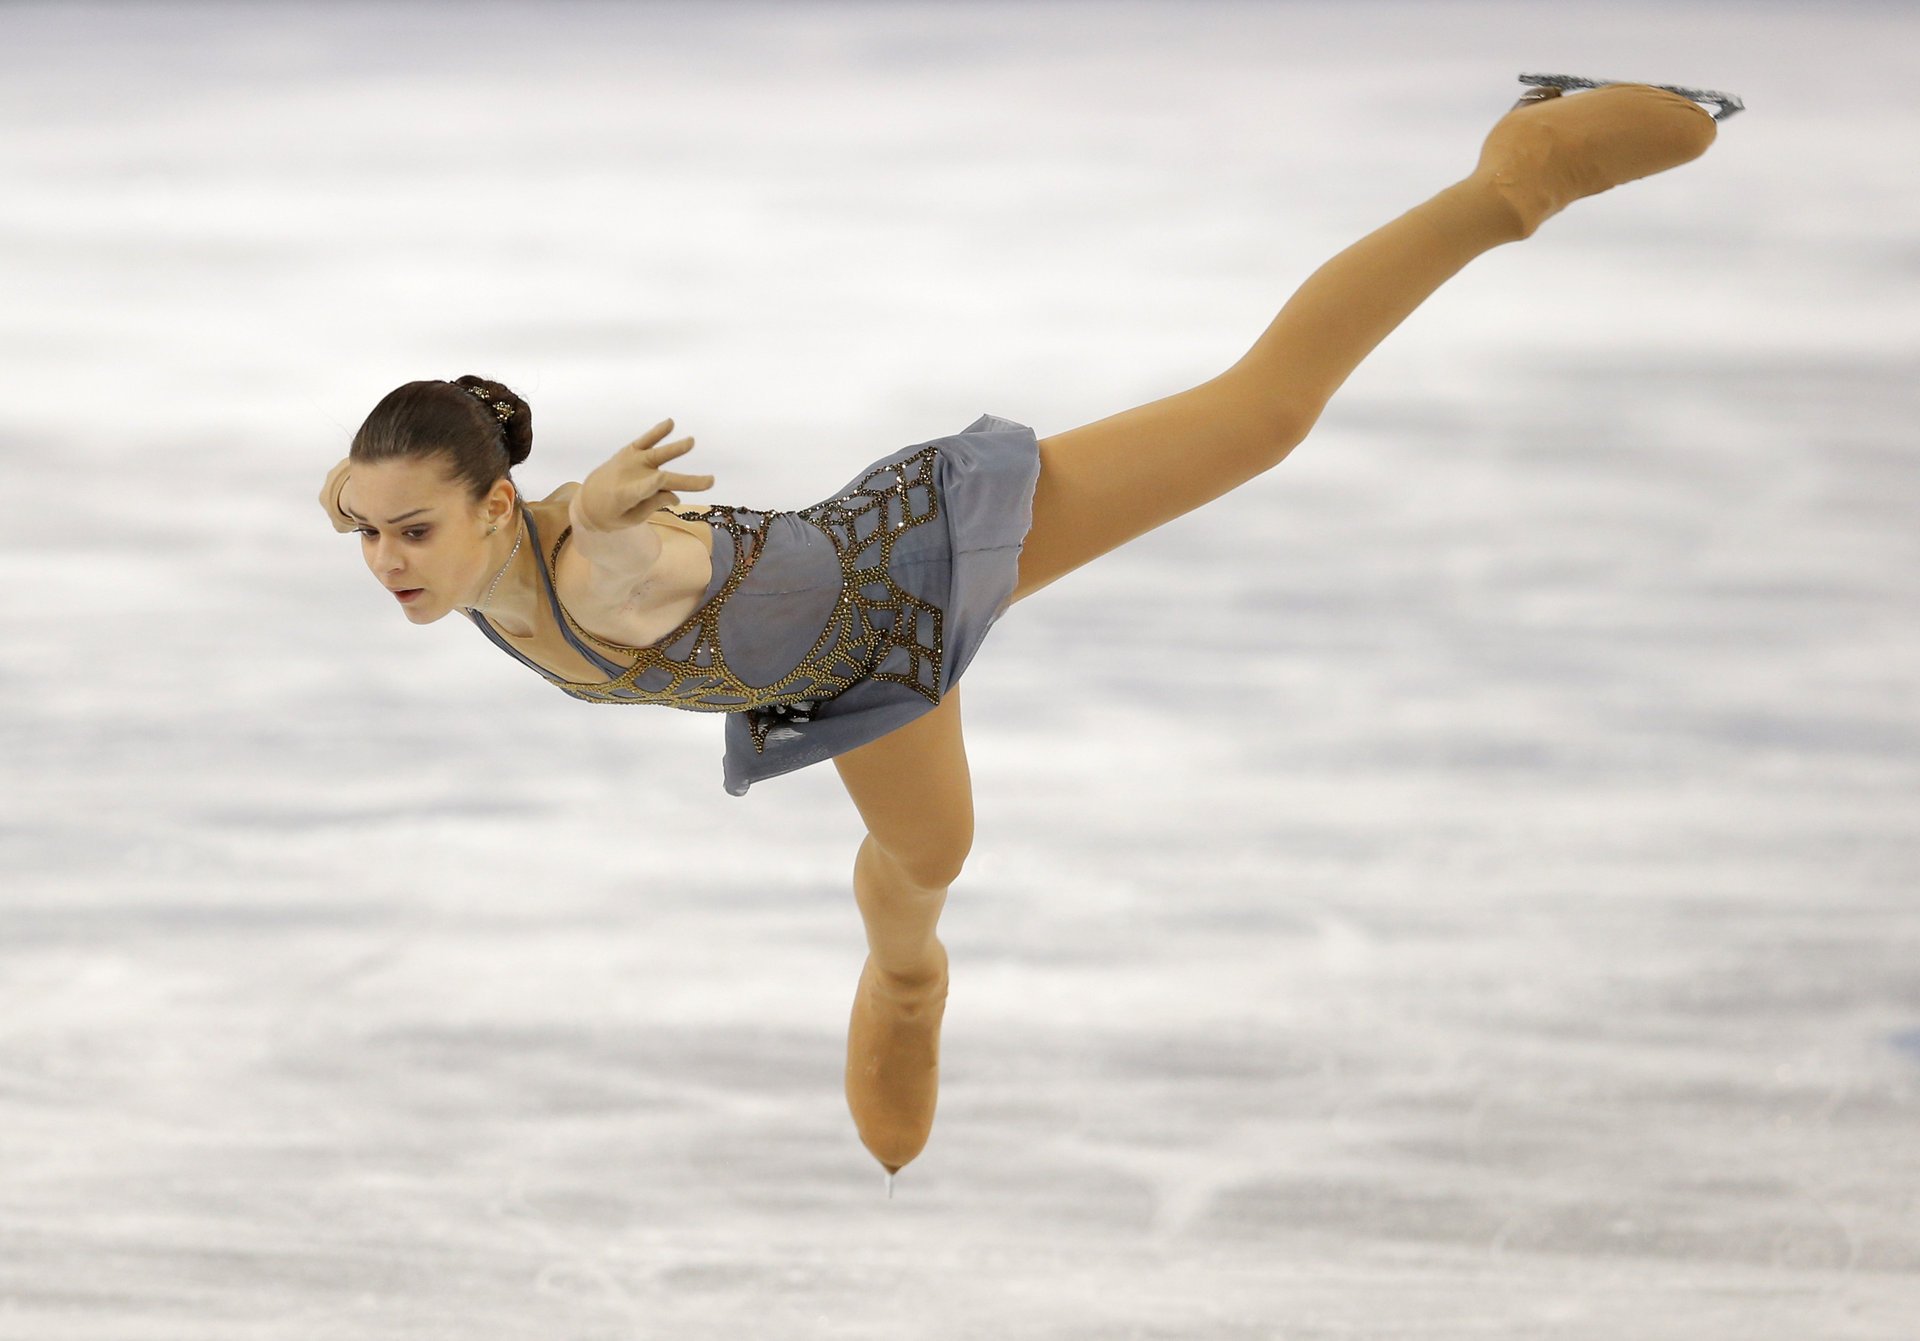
[1,1,1916,1336]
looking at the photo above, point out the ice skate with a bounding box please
[1518,72,1744,122]
[844,946,948,1176]
[1474,79,1723,239]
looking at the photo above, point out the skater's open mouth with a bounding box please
[391,588,424,602]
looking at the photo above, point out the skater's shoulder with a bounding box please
[531,480,581,509]
[523,481,597,541]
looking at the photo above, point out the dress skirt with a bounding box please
[715,412,1041,796]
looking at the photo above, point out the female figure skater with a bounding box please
[319,83,1722,1181]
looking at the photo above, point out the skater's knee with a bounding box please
[863,823,972,894]
[1208,368,1316,465]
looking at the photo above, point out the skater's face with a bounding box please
[339,455,512,625]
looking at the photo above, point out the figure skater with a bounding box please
[319,82,1724,1182]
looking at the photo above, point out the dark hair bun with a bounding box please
[349,374,536,505]
[452,374,533,468]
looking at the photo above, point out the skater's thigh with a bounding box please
[1010,369,1303,605]
[832,687,973,891]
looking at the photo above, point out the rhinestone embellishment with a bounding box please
[530,446,946,752]
[462,384,515,422]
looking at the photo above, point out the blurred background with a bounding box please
[2,2,1915,1337]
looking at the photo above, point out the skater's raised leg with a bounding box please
[1009,83,1718,603]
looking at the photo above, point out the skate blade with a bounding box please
[1518,72,1745,121]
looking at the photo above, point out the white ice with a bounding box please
[1,2,1916,1338]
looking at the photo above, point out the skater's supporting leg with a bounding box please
[830,685,972,1173]
[1009,84,1718,604]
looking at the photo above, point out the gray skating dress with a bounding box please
[464,413,1041,796]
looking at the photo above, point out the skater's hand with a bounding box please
[571,419,715,536]
[318,455,356,533]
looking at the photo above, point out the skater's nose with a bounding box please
[367,534,404,574]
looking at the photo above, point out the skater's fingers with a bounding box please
[613,442,692,487]
[623,419,675,452]
[646,436,697,463]
[657,471,714,492]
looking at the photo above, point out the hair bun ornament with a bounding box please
[463,383,516,423]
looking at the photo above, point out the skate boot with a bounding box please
[1474,80,1721,239]
[844,944,948,1180]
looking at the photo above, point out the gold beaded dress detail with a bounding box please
[328,413,1041,797]
[474,444,950,752]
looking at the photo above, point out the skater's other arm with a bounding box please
[318,456,356,533]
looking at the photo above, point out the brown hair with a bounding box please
[349,375,533,502]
